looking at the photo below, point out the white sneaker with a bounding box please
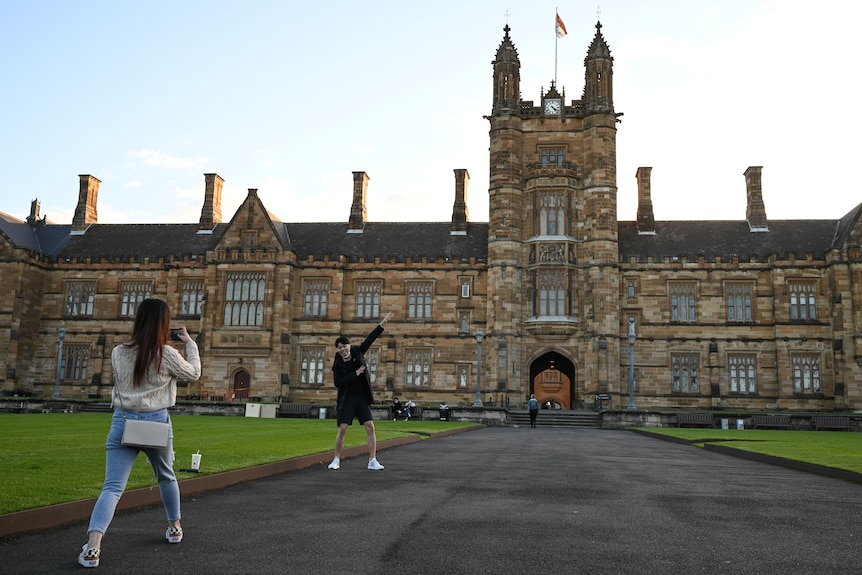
[166,526,183,543]
[78,544,100,568]
[367,458,384,470]
[328,457,340,470]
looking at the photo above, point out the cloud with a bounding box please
[127,149,209,171]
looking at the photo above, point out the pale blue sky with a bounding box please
[2,1,859,225]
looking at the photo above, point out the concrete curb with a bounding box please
[0,425,481,539]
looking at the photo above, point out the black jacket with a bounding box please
[332,324,385,406]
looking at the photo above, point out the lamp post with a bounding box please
[473,330,484,407]
[627,317,636,410]
[53,326,66,399]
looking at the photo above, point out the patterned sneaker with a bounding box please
[166,526,183,544]
[327,457,340,470]
[367,458,384,470]
[78,544,100,568]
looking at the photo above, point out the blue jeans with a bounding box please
[87,409,180,534]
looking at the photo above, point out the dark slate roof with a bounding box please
[0,211,39,250]
[618,220,840,262]
[56,224,229,261]
[284,222,489,262]
[0,211,72,255]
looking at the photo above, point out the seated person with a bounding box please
[391,398,403,420]
[403,400,416,420]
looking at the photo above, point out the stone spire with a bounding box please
[491,25,521,115]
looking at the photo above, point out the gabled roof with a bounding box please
[618,220,839,262]
[284,222,489,262]
[218,189,290,251]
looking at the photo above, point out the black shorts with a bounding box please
[337,393,373,425]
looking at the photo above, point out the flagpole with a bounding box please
[554,7,560,86]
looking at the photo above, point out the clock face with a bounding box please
[544,98,561,115]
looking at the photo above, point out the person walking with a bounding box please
[78,299,201,568]
[328,312,393,471]
[528,394,539,429]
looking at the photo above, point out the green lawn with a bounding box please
[0,413,476,515]
[636,427,862,474]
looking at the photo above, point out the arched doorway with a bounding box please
[232,369,251,401]
[529,351,576,409]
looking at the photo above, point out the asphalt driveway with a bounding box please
[2,427,861,574]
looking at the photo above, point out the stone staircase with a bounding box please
[506,409,603,429]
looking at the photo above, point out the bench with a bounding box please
[41,405,71,414]
[78,403,113,413]
[676,413,715,428]
[750,415,791,430]
[277,403,315,418]
[812,416,852,431]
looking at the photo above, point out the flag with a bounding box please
[556,13,567,38]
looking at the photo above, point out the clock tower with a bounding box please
[486,21,621,409]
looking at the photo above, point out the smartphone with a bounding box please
[170,328,182,341]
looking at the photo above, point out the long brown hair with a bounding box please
[128,298,171,387]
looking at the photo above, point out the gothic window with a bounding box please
[356,282,381,319]
[120,282,152,317]
[729,354,757,394]
[181,280,205,316]
[406,349,431,386]
[792,354,821,394]
[223,272,265,326]
[726,283,753,322]
[61,345,90,382]
[541,149,565,168]
[538,192,566,236]
[789,281,817,320]
[459,314,469,334]
[408,282,433,319]
[626,280,636,299]
[498,340,508,377]
[671,353,699,393]
[365,349,379,386]
[300,347,325,385]
[670,283,697,323]
[65,282,96,317]
[538,269,566,316]
[303,279,329,318]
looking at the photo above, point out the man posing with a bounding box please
[328,311,393,471]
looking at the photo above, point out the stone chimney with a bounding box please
[450,169,470,235]
[744,166,768,232]
[635,167,655,234]
[72,174,100,232]
[199,173,224,232]
[26,198,41,225]
[348,171,369,233]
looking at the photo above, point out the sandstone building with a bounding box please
[2,22,860,412]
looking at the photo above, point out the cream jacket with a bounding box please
[111,341,201,411]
